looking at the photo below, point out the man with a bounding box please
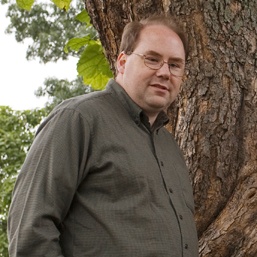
[8,15,199,256]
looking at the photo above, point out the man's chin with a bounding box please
[149,99,171,111]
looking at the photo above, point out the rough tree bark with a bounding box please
[84,0,257,256]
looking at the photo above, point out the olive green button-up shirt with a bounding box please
[8,79,199,257]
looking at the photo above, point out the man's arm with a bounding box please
[8,108,90,257]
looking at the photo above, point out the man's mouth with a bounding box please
[151,84,168,91]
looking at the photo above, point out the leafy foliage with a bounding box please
[71,9,114,90]
[6,1,113,90]
[0,106,46,256]
[64,9,113,90]
[16,0,71,12]
[5,2,84,63]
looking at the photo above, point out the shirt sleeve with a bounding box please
[7,108,90,257]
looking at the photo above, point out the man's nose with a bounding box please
[156,61,170,78]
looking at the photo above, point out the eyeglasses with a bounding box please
[127,52,185,78]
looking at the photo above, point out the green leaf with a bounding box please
[83,74,110,91]
[77,44,113,90]
[16,0,34,11]
[64,35,91,53]
[51,0,71,11]
[75,9,90,24]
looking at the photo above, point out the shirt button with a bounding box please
[179,214,183,220]
[185,244,188,249]
[160,161,164,166]
[169,188,173,193]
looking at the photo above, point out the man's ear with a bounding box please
[116,52,127,74]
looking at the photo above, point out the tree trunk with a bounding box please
[84,0,257,256]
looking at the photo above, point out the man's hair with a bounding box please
[119,15,189,60]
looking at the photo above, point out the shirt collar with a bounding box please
[105,79,169,132]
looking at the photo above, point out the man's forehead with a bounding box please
[140,24,177,36]
[138,25,181,46]
[136,25,185,59]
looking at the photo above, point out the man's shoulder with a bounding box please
[56,89,112,112]
[36,90,114,135]
[40,89,114,127]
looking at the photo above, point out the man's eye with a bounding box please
[146,56,159,63]
[169,63,179,68]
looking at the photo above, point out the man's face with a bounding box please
[116,24,185,118]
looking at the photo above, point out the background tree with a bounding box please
[5,1,83,63]
[0,106,46,256]
[83,1,257,256]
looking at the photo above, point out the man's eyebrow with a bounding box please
[169,57,185,64]
[145,50,162,57]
